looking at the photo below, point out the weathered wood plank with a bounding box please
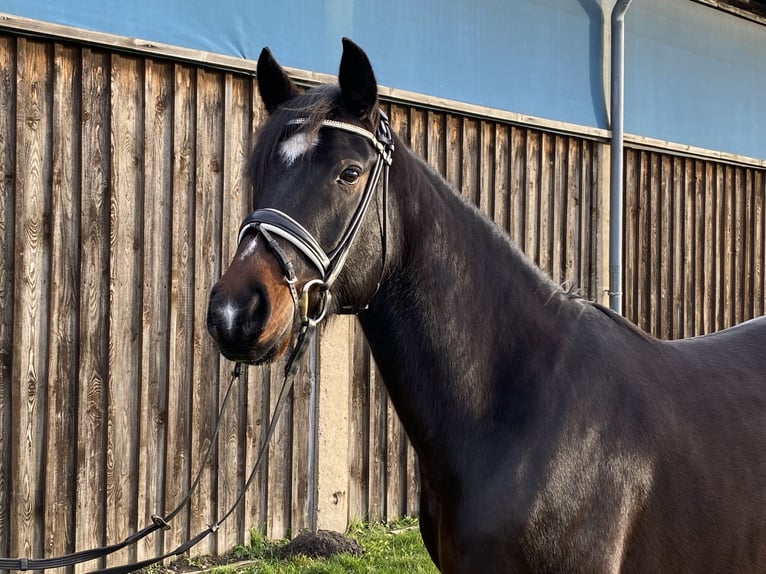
[107,52,143,566]
[537,132,553,276]
[0,33,17,567]
[692,160,704,336]
[427,111,446,178]
[683,160,698,337]
[190,66,224,555]
[216,71,251,552]
[564,137,580,293]
[11,36,51,564]
[623,149,638,326]
[648,152,660,336]
[74,46,110,574]
[743,170,754,320]
[368,363,387,523]
[137,57,173,561]
[524,130,540,262]
[348,321,371,521]
[266,360,292,539]
[460,117,477,206]
[384,394,403,521]
[445,114,461,190]
[583,141,598,299]
[733,168,745,324]
[479,121,494,219]
[45,41,80,563]
[658,156,673,339]
[754,172,765,317]
[492,124,510,234]
[164,61,196,554]
[509,126,526,246]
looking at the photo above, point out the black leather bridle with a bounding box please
[237,110,394,339]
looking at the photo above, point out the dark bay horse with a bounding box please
[206,39,766,573]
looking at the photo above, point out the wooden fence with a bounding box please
[0,25,764,573]
[623,148,766,337]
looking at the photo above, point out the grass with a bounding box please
[162,518,438,574]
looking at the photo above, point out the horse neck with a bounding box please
[358,147,575,465]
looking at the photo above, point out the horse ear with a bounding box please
[257,47,299,114]
[338,38,378,120]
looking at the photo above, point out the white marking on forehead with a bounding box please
[279,130,319,165]
[237,235,259,261]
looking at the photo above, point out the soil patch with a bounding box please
[279,529,363,559]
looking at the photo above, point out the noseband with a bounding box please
[237,111,394,328]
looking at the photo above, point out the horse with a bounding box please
[206,38,766,573]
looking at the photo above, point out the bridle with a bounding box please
[237,110,394,344]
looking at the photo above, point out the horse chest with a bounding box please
[424,435,653,573]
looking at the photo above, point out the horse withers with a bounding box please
[206,39,766,573]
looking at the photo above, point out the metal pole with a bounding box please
[609,0,634,314]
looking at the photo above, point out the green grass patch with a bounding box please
[180,518,438,574]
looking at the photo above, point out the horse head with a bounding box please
[206,39,393,364]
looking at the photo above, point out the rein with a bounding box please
[0,111,394,573]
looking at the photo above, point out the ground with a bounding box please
[153,530,363,572]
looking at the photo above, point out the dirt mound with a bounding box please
[279,529,363,559]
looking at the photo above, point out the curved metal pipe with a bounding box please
[609,0,634,314]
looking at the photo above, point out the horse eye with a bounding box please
[338,167,361,185]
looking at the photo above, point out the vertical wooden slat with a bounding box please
[215,71,251,551]
[45,41,80,563]
[460,117,478,206]
[493,124,510,234]
[75,47,110,574]
[658,156,672,340]
[524,131,540,262]
[107,52,143,567]
[479,121,494,219]
[717,165,734,329]
[509,126,526,246]
[583,141,598,300]
[733,168,745,324]
[368,364,387,523]
[623,148,638,326]
[754,172,764,317]
[266,360,292,539]
[537,132,553,275]
[164,62,195,554]
[427,111,446,178]
[670,157,683,339]
[564,137,580,293]
[743,170,754,320]
[384,395,403,522]
[699,163,713,336]
[348,322,371,521]
[11,36,51,565]
[0,34,16,567]
[190,67,223,554]
[445,114,461,190]
[289,337,312,535]
[648,153,660,336]
[137,58,172,561]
